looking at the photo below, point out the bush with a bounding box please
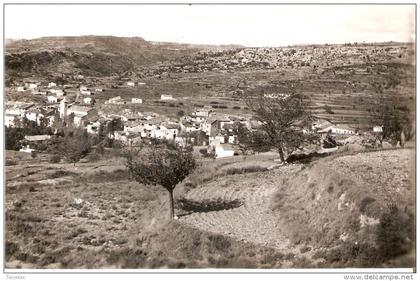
[6,159,17,166]
[199,148,209,157]
[224,165,267,175]
[359,196,376,213]
[376,204,414,260]
[49,154,61,163]
[177,197,243,213]
[87,151,101,162]
[30,150,38,158]
[5,241,19,260]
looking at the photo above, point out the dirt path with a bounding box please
[178,164,303,252]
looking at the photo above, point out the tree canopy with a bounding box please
[125,141,196,219]
[245,93,318,161]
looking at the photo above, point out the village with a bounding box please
[5,71,385,161]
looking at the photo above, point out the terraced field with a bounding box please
[178,164,304,252]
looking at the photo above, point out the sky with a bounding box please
[4,4,416,47]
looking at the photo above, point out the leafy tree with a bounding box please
[245,93,318,162]
[106,118,124,138]
[58,128,92,166]
[177,110,185,117]
[5,126,24,150]
[125,142,196,220]
[370,90,414,146]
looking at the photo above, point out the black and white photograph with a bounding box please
[1,1,417,278]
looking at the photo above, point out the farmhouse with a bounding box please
[132,98,143,104]
[373,126,383,133]
[24,135,52,142]
[27,83,38,89]
[161,94,175,101]
[80,90,92,95]
[105,96,125,105]
[214,144,236,158]
[24,109,43,124]
[47,96,58,103]
[83,97,94,105]
[319,125,355,135]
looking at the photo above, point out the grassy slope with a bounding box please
[271,148,415,267]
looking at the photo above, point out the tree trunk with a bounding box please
[168,189,174,220]
[400,131,406,148]
[278,146,285,162]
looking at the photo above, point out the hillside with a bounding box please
[178,148,415,267]
[5,36,236,78]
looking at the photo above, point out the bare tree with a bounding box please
[245,93,317,162]
[126,142,196,220]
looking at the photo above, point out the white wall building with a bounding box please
[161,94,175,100]
[132,98,143,104]
[48,96,58,103]
[215,144,235,158]
[373,126,383,133]
[83,97,94,105]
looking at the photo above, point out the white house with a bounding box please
[80,90,92,95]
[24,135,52,142]
[373,126,383,133]
[50,89,64,96]
[24,110,45,126]
[47,96,58,103]
[80,86,88,91]
[95,88,104,92]
[319,125,355,135]
[214,144,235,158]
[105,96,125,104]
[48,82,57,88]
[132,98,143,104]
[5,109,23,127]
[83,97,94,105]
[209,135,225,146]
[17,86,25,92]
[28,83,38,89]
[87,121,101,134]
[161,94,175,101]
[127,81,136,87]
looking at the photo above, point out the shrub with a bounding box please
[49,154,61,163]
[199,148,209,157]
[359,196,376,213]
[5,241,19,260]
[6,159,17,166]
[177,197,242,213]
[376,204,414,260]
[224,165,267,175]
